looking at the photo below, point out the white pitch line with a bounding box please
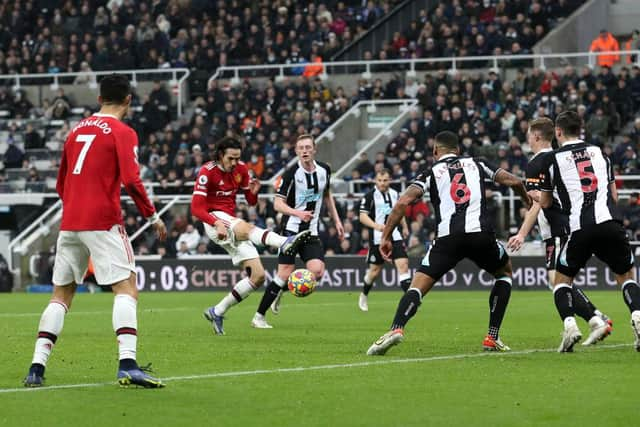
[0,343,630,394]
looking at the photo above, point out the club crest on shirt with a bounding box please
[235,173,242,183]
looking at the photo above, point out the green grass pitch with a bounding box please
[0,290,636,426]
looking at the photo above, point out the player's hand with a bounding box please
[214,220,228,241]
[528,190,541,203]
[297,210,314,222]
[380,237,392,261]
[336,221,345,241]
[522,193,533,210]
[402,226,410,239]
[248,178,261,195]
[375,224,385,232]
[153,219,167,241]
[507,234,525,252]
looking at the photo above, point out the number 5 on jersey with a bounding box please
[72,134,96,174]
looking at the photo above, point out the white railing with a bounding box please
[0,68,191,117]
[7,199,62,274]
[267,98,418,185]
[333,99,419,179]
[208,50,640,87]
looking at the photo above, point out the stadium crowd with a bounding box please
[3,0,640,259]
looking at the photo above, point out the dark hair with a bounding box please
[529,117,554,142]
[435,130,459,151]
[215,137,242,159]
[99,73,131,104]
[377,168,392,177]
[555,110,581,137]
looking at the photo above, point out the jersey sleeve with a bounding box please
[191,167,219,226]
[605,153,615,183]
[476,158,499,182]
[274,167,295,199]
[116,127,156,218]
[55,138,69,199]
[539,154,555,192]
[359,190,374,215]
[525,157,543,192]
[409,170,430,194]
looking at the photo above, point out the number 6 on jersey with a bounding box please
[72,134,96,174]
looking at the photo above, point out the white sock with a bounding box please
[248,226,286,248]
[273,275,286,289]
[215,278,257,316]
[563,316,577,329]
[364,272,374,286]
[113,294,138,361]
[32,300,67,366]
[594,309,603,317]
[398,272,411,282]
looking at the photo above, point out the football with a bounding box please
[287,269,316,297]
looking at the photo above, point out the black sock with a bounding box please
[400,278,411,293]
[390,288,422,330]
[118,358,138,371]
[572,287,596,321]
[488,279,511,339]
[29,363,45,377]
[553,285,575,320]
[257,281,284,315]
[363,281,373,296]
[622,281,640,312]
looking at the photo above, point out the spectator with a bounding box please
[24,124,43,150]
[175,224,200,253]
[589,29,620,68]
[3,138,24,169]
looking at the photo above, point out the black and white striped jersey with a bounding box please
[359,187,403,245]
[540,140,619,233]
[525,148,569,240]
[274,160,331,236]
[411,154,499,238]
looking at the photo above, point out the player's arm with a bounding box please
[273,170,313,221]
[240,167,259,206]
[117,128,166,240]
[191,171,220,226]
[494,169,532,210]
[358,192,383,231]
[358,211,382,231]
[606,154,618,204]
[507,202,541,251]
[55,144,68,199]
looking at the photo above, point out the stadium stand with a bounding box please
[2,0,640,264]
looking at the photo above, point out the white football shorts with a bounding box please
[52,224,135,286]
[203,210,259,266]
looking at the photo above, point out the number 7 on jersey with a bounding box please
[72,134,96,174]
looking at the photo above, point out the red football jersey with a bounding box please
[56,113,156,231]
[191,161,257,225]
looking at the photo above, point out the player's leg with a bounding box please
[367,237,454,356]
[89,225,163,387]
[207,255,265,334]
[24,231,84,387]
[360,263,382,312]
[552,232,594,352]
[593,221,640,351]
[253,263,291,328]
[470,235,512,351]
[270,236,324,316]
[548,237,611,345]
[230,219,311,256]
[392,241,411,292]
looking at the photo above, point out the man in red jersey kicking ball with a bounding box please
[24,74,167,388]
[191,137,311,335]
